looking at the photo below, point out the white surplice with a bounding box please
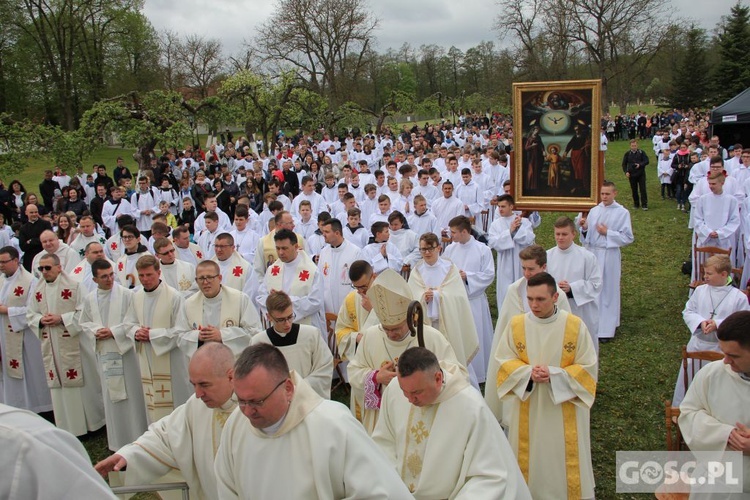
[487,214,535,312]
[442,238,495,382]
[578,201,634,338]
[159,259,199,298]
[317,240,362,314]
[80,283,148,450]
[214,373,413,500]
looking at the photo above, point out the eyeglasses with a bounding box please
[237,378,288,408]
[158,248,175,256]
[121,235,136,240]
[195,274,219,282]
[419,246,438,253]
[213,244,233,249]
[270,312,295,324]
[37,265,54,272]
[0,259,13,264]
[350,283,369,292]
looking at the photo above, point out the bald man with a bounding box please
[31,230,78,279]
[94,343,237,500]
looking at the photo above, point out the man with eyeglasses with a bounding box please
[334,260,381,363]
[95,343,237,500]
[211,232,255,299]
[120,255,190,423]
[348,269,462,435]
[153,237,198,298]
[27,252,105,437]
[177,260,261,360]
[115,225,152,290]
[215,343,412,499]
[69,241,117,294]
[251,291,332,398]
[80,259,147,451]
[317,218,362,320]
[0,246,51,414]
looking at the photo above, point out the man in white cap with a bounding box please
[347,268,464,435]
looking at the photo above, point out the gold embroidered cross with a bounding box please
[156,385,171,398]
[564,342,575,353]
[410,420,430,444]
[516,341,526,352]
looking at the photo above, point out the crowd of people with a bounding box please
[0,111,748,499]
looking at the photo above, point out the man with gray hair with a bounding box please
[214,343,413,499]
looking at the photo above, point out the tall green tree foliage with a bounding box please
[668,27,712,109]
[714,2,750,103]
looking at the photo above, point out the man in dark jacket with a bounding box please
[621,139,650,210]
[38,170,60,211]
[18,204,52,270]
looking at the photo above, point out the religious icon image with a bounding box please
[512,80,602,212]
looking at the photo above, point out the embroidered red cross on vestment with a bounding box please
[35,292,42,303]
[61,289,72,300]
[118,262,124,271]
[66,368,78,380]
[110,242,118,250]
[13,286,23,297]
[232,266,243,277]
[73,267,82,274]
[270,265,280,276]
[299,270,310,281]
[48,370,54,380]
[196,250,203,259]
[9,359,19,369]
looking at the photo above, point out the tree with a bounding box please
[256,0,379,107]
[175,34,224,99]
[668,27,712,109]
[713,2,750,103]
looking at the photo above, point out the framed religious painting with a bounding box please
[512,79,602,211]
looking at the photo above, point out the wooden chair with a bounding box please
[681,346,723,395]
[441,235,452,251]
[480,210,490,233]
[325,312,349,394]
[689,243,731,289]
[658,401,690,500]
[400,264,411,282]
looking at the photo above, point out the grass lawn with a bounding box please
[26,135,691,498]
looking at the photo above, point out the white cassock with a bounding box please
[443,238,494,382]
[252,324,333,399]
[484,277,571,424]
[431,196,465,234]
[689,175,743,229]
[547,243,603,349]
[174,243,204,267]
[159,259,199,298]
[176,286,261,359]
[80,284,148,450]
[70,257,117,295]
[671,283,750,406]
[193,208,232,234]
[348,324,462,435]
[361,242,403,274]
[693,192,740,250]
[213,252,256,299]
[256,253,326,335]
[741,196,750,287]
[214,372,414,500]
[334,290,380,362]
[120,281,191,423]
[102,198,133,237]
[455,181,484,218]
[196,229,219,259]
[230,226,260,264]
[0,267,52,412]
[578,201,633,339]
[118,395,237,500]
[408,259,480,375]
[679,361,750,499]
[27,274,105,436]
[372,362,532,499]
[487,215,535,313]
[68,233,107,260]
[406,210,438,238]
[342,225,368,249]
[389,228,421,266]
[317,240,362,315]
[105,233,147,262]
[0,404,117,499]
[31,243,79,279]
[496,310,597,500]
[116,249,151,290]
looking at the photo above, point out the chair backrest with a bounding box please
[681,345,724,394]
[480,210,490,233]
[400,264,411,282]
[691,241,731,288]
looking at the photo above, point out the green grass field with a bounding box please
[23,132,693,498]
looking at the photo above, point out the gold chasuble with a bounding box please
[496,309,597,500]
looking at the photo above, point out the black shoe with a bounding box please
[599,338,613,344]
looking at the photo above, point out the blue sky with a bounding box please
[143,0,742,56]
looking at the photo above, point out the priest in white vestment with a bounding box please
[546,216,603,349]
[119,255,191,423]
[80,259,148,451]
[488,195,536,312]
[69,242,116,294]
[211,232,256,299]
[214,344,414,499]
[154,238,198,298]
[172,226,204,267]
[443,216,495,382]
[485,244,572,423]
[577,181,633,340]
[495,273,597,499]
[335,261,381,362]
[27,253,105,436]
[372,348,532,499]
[672,255,750,406]
[256,229,325,334]
[0,247,51,413]
[252,291,332,398]
[115,225,151,290]
[69,216,108,259]
[679,310,750,499]
[317,219,362,316]
[0,403,116,499]
[94,344,238,500]
[348,269,463,434]
[31,230,79,278]
[177,261,261,359]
